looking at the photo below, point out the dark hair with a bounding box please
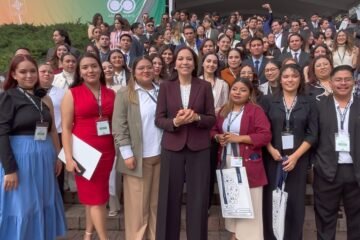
[287,32,303,44]
[249,36,264,46]
[330,65,354,78]
[54,29,72,46]
[92,13,103,26]
[183,25,195,33]
[119,33,133,42]
[84,43,100,60]
[279,64,305,94]
[173,46,198,77]
[108,49,129,72]
[199,52,220,77]
[307,55,333,84]
[50,43,71,70]
[130,22,142,31]
[220,77,256,118]
[60,52,77,62]
[71,52,106,88]
[159,45,175,64]
[14,47,31,56]
[149,53,165,77]
[4,55,39,91]
[313,31,325,40]
[310,44,332,59]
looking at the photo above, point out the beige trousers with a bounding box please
[123,155,161,240]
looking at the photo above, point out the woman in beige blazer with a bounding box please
[112,56,162,240]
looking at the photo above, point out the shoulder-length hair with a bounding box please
[71,52,106,88]
[332,30,354,54]
[198,52,220,77]
[173,46,199,77]
[4,55,39,91]
[127,56,153,104]
[220,77,256,118]
[50,43,70,70]
[107,49,130,73]
[307,55,333,84]
[278,64,305,94]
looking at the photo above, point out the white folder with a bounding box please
[58,134,102,180]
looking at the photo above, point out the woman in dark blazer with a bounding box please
[212,78,271,240]
[261,64,318,240]
[155,46,216,240]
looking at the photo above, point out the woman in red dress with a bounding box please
[61,53,115,240]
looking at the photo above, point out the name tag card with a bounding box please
[281,132,294,150]
[231,156,243,167]
[96,118,110,136]
[34,122,49,141]
[335,132,350,152]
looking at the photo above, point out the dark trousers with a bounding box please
[156,147,210,240]
[263,154,308,240]
[314,165,360,240]
[208,140,219,209]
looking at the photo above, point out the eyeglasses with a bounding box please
[332,77,353,83]
[147,24,154,27]
[265,68,279,73]
[136,66,153,71]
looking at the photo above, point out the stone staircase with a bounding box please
[61,183,348,240]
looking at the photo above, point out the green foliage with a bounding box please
[0,23,88,73]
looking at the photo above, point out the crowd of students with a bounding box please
[1,3,360,240]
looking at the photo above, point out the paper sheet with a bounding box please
[58,134,102,180]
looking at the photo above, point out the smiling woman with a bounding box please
[155,46,216,240]
[261,64,318,240]
[61,53,116,240]
[0,55,67,239]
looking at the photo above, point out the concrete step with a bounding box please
[65,204,347,232]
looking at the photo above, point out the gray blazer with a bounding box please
[112,87,144,177]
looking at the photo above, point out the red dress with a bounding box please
[71,84,115,205]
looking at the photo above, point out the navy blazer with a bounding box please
[279,51,310,69]
[314,96,360,186]
[242,57,269,84]
[155,77,216,151]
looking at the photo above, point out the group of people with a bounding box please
[1,3,360,240]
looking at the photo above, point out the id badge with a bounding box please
[281,132,294,150]
[96,117,110,136]
[231,156,243,167]
[34,122,49,141]
[335,132,350,152]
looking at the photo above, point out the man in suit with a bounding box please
[242,37,268,84]
[175,26,201,55]
[279,33,310,68]
[119,33,137,68]
[98,33,111,63]
[130,22,145,56]
[308,13,320,33]
[271,19,288,52]
[202,17,219,43]
[313,65,360,240]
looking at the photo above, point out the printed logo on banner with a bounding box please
[107,0,136,14]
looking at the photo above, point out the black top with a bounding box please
[261,93,318,156]
[0,88,52,174]
[305,82,330,101]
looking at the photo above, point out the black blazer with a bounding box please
[313,96,360,186]
[279,51,310,69]
[242,57,268,84]
[261,94,318,156]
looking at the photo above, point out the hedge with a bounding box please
[0,23,89,74]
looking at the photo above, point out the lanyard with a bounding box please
[227,107,244,132]
[283,96,297,131]
[144,88,158,104]
[229,68,238,79]
[87,85,103,117]
[337,49,346,64]
[337,101,351,131]
[18,87,44,122]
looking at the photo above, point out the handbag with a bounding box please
[216,143,254,219]
[272,158,289,240]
